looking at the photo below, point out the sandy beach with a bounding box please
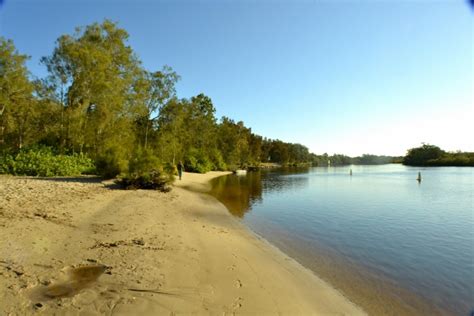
[0,172,365,315]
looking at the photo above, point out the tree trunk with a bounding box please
[0,125,4,146]
[144,121,149,149]
[0,105,5,146]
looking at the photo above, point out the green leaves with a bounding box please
[403,144,474,166]
[0,37,35,149]
[0,146,95,177]
[1,20,319,180]
[403,144,444,166]
[41,20,142,157]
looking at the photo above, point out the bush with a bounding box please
[117,147,174,191]
[118,169,172,192]
[95,146,129,179]
[184,148,213,173]
[128,147,160,176]
[164,161,178,176]
[0,146,95,177]
[210,149,227,171]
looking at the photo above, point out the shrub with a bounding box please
[210,149,227,171]
[118,169,172,192]
[117,147,174,191]
[184,148,213,173]
[0,146,95,177]
[164,161,178,176]
[128,147,160,176]
[95,146,129,179]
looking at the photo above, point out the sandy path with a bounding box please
[0,172,365,315]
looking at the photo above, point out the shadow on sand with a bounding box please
[25,176,122,190]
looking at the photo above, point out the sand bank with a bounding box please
[0,172,365,315]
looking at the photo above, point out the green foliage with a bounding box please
[118,147,173,191]
[344,144,474,167]
[0,146,94,176]
[163,162,178,176]
[119,170,172,192]
[184,148,213,173]
[1,21,319,180]
[128,147,161,176]
[210,149,227,171]
[12,20,459,183]
[41,19,143,160]
[0,37,36,150]
[352,154,396,165]
[403,144,444,166]
[310,153,399,166]
[95,146,129,179]
[429,152,474,166]
[403,145,474,167]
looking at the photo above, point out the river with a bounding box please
[209,164,473,315]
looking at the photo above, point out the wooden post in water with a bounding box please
[417,172,422,182]
[350,169,352,176]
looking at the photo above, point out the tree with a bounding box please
[217,117,251,168]
[155,98,187,164]
[0,37,35,150]
[136,66,180,148]
[403,144,444,166]
[41,20,145,175]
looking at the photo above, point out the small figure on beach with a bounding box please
[177,161,184,180]
[350,169,353,176]
[417,172,422,182]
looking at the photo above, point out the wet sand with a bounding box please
[0,172,364,315]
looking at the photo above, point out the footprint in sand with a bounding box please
[234,279,242,288]
[232,297,243,309]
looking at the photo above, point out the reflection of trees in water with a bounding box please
[262,168,309,194]
[209,168,310,217]
[209,172,263,217]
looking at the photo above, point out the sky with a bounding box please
[0,0,472,156]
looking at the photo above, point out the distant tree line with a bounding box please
[309,146,474,167]
[0,20,312,179]
[403,144,474,167]
[310,153,401,166]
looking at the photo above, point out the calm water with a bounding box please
[209,165,474,315]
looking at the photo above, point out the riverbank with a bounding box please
[208,166,470,316]
[0,172,364,315]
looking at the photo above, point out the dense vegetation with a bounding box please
[403,144,474,167]
[0,20,312,181]
[310,153,400,166]
[0,146,94,176]
[311,147,474,167]
[1,21,470,184]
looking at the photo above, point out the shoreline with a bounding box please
[0,172,364,315]
[207,169,458,316]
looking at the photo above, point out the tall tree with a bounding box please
[0,37,35,150]
[41,20,144,165]
[137,66,179,148]
[155,98,187,164]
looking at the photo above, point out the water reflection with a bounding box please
[209,171,263,217]
[209,167,310,217]
[261,168,310,193]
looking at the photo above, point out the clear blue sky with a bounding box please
[0,0,472,156]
